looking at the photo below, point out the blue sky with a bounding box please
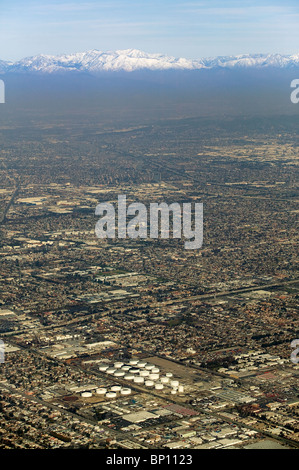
[0,0,298,61]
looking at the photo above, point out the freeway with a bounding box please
[0,185,19,224]
[1,278,298,338]
[0,159,19,224]
[155,278,299,307]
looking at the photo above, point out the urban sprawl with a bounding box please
[0,115,298,449]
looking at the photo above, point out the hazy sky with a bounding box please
[0,0,298,61]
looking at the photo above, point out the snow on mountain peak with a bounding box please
[1,49,299,74]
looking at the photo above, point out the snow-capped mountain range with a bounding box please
[1,49,299,74]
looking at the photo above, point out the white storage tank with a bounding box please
[129,368,140,374]
[114,371,125,377]
[99,365,109,372]
[137,362,147,368]
[155,383,164,390]
[121,366,131,371]
[178,385,184,393]
[149,373,159,381]
[96,388,107,395]
[114,362,124,369]
[145,380,154,387]
[160,377,169,384]
[111,386,122,392]
[133,376,144,384]
[171,390,177,395]
[106,392,117,399]
[81,392,92,398]
[145,364,155,371]
[152,367,160,374]
[140,370,150,377]
[124,374,134,381]
[106,368,116,374]
[129,360,139,366]
[166,372,173,378]
[171,380,179,388]
[121,388,131,396]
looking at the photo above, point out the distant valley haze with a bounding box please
[0,49,298,124]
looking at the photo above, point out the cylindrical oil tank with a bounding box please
[96,388,107,395]
[155,383,164,390]
[145,380,154,387]
[140,370,150,377]
[114,362,124,369]
[110,386,122,392]
[149,373,159,381]
[114,371,125,377]
[137,361,147,368]
[160,377,169,384]
[124,374,134,381]
[133,376,144,384]
[171,380,179,388]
